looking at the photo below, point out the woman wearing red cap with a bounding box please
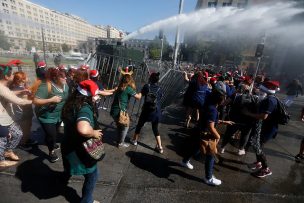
[62,79,102,203]
[33,68,69,163]
[243,80,281,178]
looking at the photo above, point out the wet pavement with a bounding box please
[0,94,303,203]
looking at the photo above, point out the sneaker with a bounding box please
[18,144,32,151]
[49,151,59,163]
[220,147,225,154]
[248,162,262,170]
[118,142,129,148]
[253,168,272,178]
[54,144,60,151]
[155,146,164,154]
[0,160,18,168]
[130,139,138,146]
[204,177,222,186]
[180,160,194,170]
[295,154,304,162]
[93,200,100,203]
[238,149,246,156]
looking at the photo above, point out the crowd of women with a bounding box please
[0,61,303,202]
[0,61,163,203]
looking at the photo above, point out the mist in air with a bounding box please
[123,2,304,45]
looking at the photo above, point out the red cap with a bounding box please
[203,71,208,78]
[58,64,67,70]
[80,64,90,70]
[210,77,217,84]
[244,76,251,81]
[263,80,280,90]
[37,61,46,68]
[90,70,99,78]
[77,80,99,96]
[7,59,24,66]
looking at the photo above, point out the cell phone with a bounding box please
[0,125,9,138]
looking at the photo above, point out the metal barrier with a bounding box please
[87,53,186,120]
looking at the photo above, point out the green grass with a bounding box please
[0,55,81,67]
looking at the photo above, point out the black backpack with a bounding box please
[144,84,160,112]
[274,96,290,125]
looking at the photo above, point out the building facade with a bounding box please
[107,25,125,39]
[195,0,279,9]
[0,0,124,51]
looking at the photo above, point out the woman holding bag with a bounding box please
[198,91,234,186]
[61,79,102,203]
[110,67,141,148]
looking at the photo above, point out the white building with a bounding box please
[107,25,125,39]
[0,0,124,51]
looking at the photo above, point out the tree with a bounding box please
[148,36,172,60]
[0,32,11,50]
[61,43,70,52]
[25,39,36,51]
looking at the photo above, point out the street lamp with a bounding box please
[173,0,184,69]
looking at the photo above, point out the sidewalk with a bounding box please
[0,95,303,203]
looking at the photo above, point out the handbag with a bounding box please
[199,131,218,155]
[82,138,105,160]
[118,110,130,126]
[118,98,130,127]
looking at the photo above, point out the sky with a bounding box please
[30,0,198,41]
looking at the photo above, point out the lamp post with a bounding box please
[173,0,184,69]
[159,37,164,66]
[249,33,267,94]
[41,26,47,65]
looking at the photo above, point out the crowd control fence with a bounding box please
[86,53,186,121]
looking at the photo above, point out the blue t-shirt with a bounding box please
[192,84,211,108]
[199,104,219,132]
[259,95,278,125]
[259,95,279,142]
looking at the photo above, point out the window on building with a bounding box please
[19,2,23,6]
[223,3,232,7]
[208,2,217,8]
[26,5,30,9]
[2,3,8,7]
[10,0,15,4]
[3,9,9,13]
[237,3,246,8]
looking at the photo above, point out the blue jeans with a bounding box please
[81,168,99,203]
[205,154,215,180]
[116,122,129,144]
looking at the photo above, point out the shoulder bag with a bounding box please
[82,138,105,161]
[118,96,130,127]
[199,131,218,155]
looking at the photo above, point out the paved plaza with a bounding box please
[0,94,303,203]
